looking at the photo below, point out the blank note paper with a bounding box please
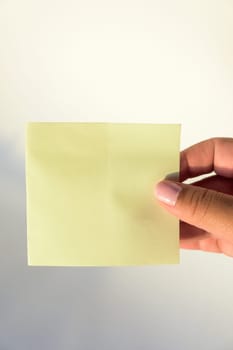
[26,122,180,266]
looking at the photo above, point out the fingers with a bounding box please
[155,180,233,242]
[180,237,222,253]
[192,175,233,196]
[179,221,218,251]
[180,137,233,181]
[180,232,233,257]
[180,221,210,241]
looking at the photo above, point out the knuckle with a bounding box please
[188,188,215,225]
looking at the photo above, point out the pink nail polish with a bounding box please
[154,180,182,206]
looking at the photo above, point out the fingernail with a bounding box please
[154,180,182,206]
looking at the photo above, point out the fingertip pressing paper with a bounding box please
[26,122,180,266]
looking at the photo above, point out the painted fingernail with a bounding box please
[154,180,182,206]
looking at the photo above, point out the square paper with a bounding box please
[26,122,180,266]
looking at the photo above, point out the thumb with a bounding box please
[155,180,233,241]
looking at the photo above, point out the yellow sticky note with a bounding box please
[26,122,180,266]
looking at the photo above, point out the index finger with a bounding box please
[180,137,233,181]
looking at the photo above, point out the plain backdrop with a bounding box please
[0,0,233,349]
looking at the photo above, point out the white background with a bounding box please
[0,0,233,349]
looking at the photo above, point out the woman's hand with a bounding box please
[155,138,233,257]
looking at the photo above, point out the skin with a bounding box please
[157,137,233,257]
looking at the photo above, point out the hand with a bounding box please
[155,138,233,257]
